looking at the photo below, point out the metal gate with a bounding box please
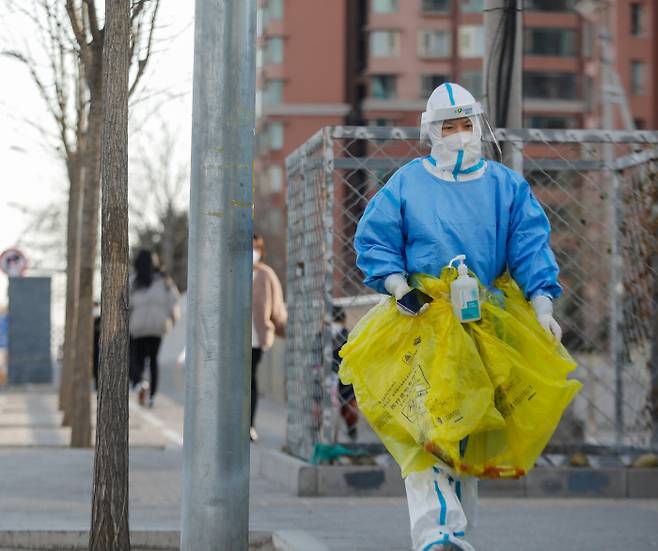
[285,126,658,462]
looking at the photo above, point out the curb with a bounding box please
[272,530,330,551]
[255,448,658,499]
[0,530,179,550]
[0,530,326,551]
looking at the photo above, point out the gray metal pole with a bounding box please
[181,0,256,549]
[484,0,523,173]
[598,2,625,445]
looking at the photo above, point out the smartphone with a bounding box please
[396,288,434,315]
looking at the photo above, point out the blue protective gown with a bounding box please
[354,158,561,300]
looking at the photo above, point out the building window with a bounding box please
[420,74,449,98]
[459,26,484,58]
[255,89,262,118]
[268,165,283,193]
[422,0,450,13]
[372,0,399,13]
[524,72,578,99]
[584,76,594,111]
[370,30,400,57]
[371,75,397,99]
[418,30,451,58]
[268,123,283,150]
[582,23,594,58]
[257,7,264,37]
[525,28,576,57]
[633,118,645,129]
[525,116,578,129]
[268,0,283,20]
[460,70,483,99]
[631,61,645,95]
[266,37,284,64]
[630,3,644,36]
[525,0,575,11]
[461,0,484,12]
[264,79,283,104]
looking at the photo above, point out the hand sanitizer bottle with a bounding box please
[449,255,481,323]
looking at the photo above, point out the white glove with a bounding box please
[384,273,429,316]
[531,295,562,343]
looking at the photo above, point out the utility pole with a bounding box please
[598,1,626,446]
[484,0,523,172]
[181,1,257,550]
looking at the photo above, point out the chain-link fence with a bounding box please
[285,126,658,462]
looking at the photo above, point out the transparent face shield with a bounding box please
[420,102,502,162]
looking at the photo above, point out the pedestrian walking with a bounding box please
[331,306,358,441]
[353,82,563,551]
[251,234,287,442]
[92,301,101,391]
[129,249,180,408]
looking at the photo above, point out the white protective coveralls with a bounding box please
[370,83,562,550]
[406,83,486,551]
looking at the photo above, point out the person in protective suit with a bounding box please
[354,82,562,551]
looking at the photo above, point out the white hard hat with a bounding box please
[420,82,484,139]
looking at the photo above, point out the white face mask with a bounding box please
[440,131,476,151]
[253,249,261,264]
[429,118,483,174]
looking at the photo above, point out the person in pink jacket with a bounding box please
[251,235,287,441]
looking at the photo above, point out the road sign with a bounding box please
[0,248,27,277]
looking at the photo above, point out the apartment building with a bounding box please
[596,0,658,129]
[255,0,658,282]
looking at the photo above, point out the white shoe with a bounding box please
[138,381,149,407]
[249,427,258,442]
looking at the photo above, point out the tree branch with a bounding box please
[83,0,101,44]
[65,0,88,53]
[41,1,73,157]
[130,0,148,24]
[128,0,160,97]
[2,50,73,157]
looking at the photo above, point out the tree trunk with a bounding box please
[89,0,131,547]
[60,154,84,422]
[70,53,103,449]
[162,204,174,274]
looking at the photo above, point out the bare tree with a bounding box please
[3,1,91,430]
[4,0,161,447]
[89,0,130,545]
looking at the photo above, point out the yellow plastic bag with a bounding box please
[456,274,581,478]
[339,271,581,479]
[339,275,505,476]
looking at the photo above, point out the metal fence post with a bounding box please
[609,162,626,445]
[321,128,336,446]
[181,1,256,549]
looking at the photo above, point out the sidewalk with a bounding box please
[1,385,658,550]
